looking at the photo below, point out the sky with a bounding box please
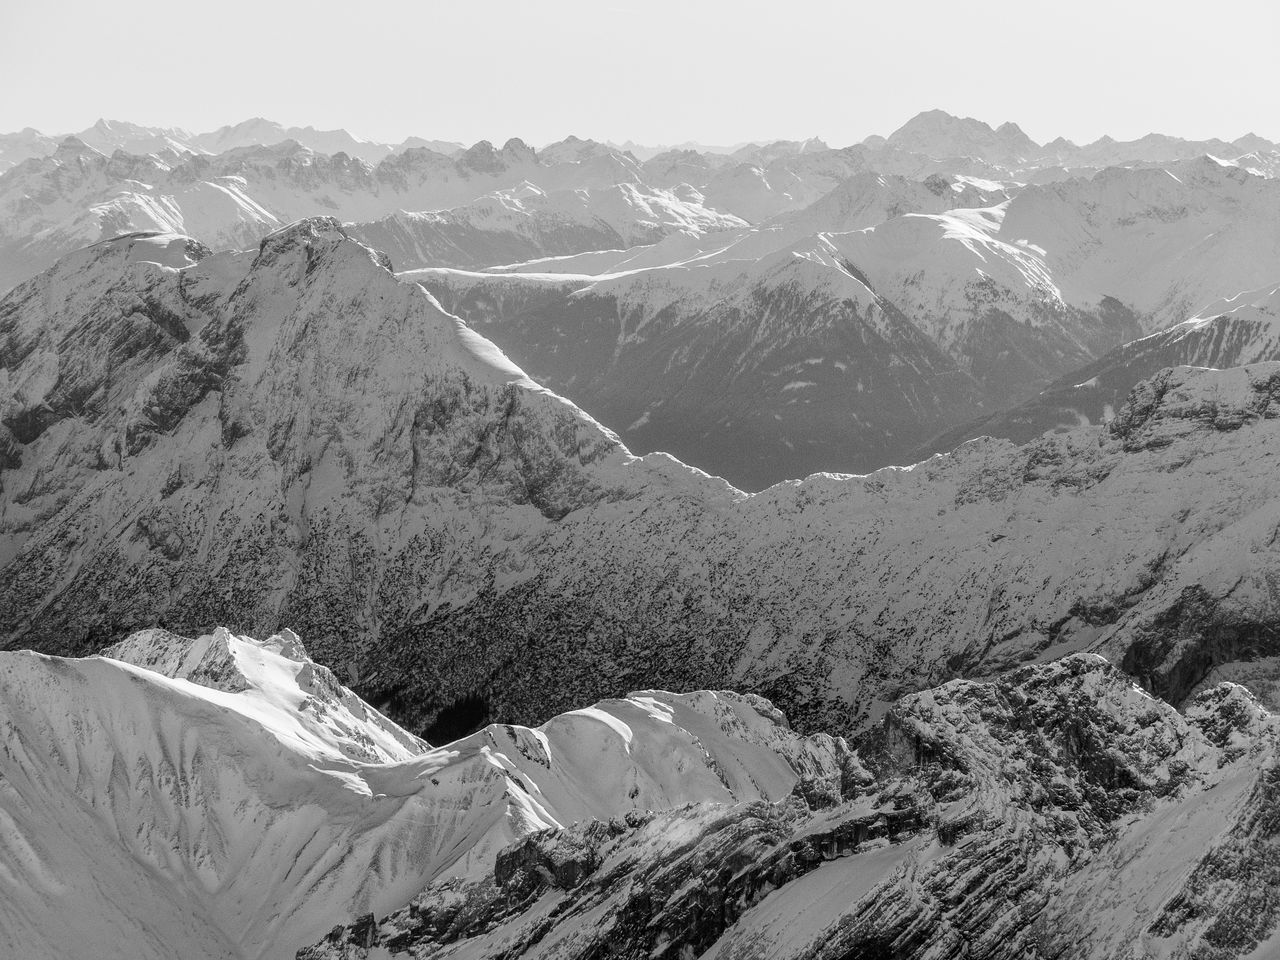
[2,0,1277,148]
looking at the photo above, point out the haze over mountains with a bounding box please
[4,109,1279,488]
[6,105,1280,959]
[5,109,1275,172]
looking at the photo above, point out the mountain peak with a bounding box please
[51,135,102,160]
[886,109,1038,159]
[501,136,536,160]
[261,214,348,245]
[255,216,396,273]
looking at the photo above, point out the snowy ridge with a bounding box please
[0,628,842,960]
[919,278,1280,454]
[102,626,427,762]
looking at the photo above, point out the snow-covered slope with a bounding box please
[996,156,1280,331]
[921,280,1280,453]
[765,170,1011,235]
[11,628,1280,960]
[347,180,744,272]
[0,627,840,959]
[304,654,1280,960]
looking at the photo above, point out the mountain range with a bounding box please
[7,107,1280,958]
[6,221,1280,742]
[0,117,465,171]
[417,156,1280,487]
[6,111,1274,176]
[7,627,1280,959]
[3,111,1276,489]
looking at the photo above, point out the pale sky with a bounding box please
[2,0,1276,147]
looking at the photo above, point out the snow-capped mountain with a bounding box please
[393,136,467,157]
[73,118,202,157]
[0,626,841,959]
[608,139,757,161]
[996,156,1280,331]
[308,655,1280,960]
[0,127,59,172]
[882,109,1280,177]
[7,223,1280,747]
[415,158,1280,486]
[730,136,831,164]
[632,139,1011,224]
[187,118,400,161]
[0,218,674,664]
[0,136,650,291]
[885,108,1041,164]
[921,280,1280,454]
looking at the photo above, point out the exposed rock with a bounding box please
[299,655,1280,960]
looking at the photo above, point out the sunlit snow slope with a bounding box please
[0,628,842,960]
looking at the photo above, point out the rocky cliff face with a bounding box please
[299,654,1280,960]
[0,218,691,672]
[351,360,1280,740]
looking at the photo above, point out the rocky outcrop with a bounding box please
[299,655,1280,960]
